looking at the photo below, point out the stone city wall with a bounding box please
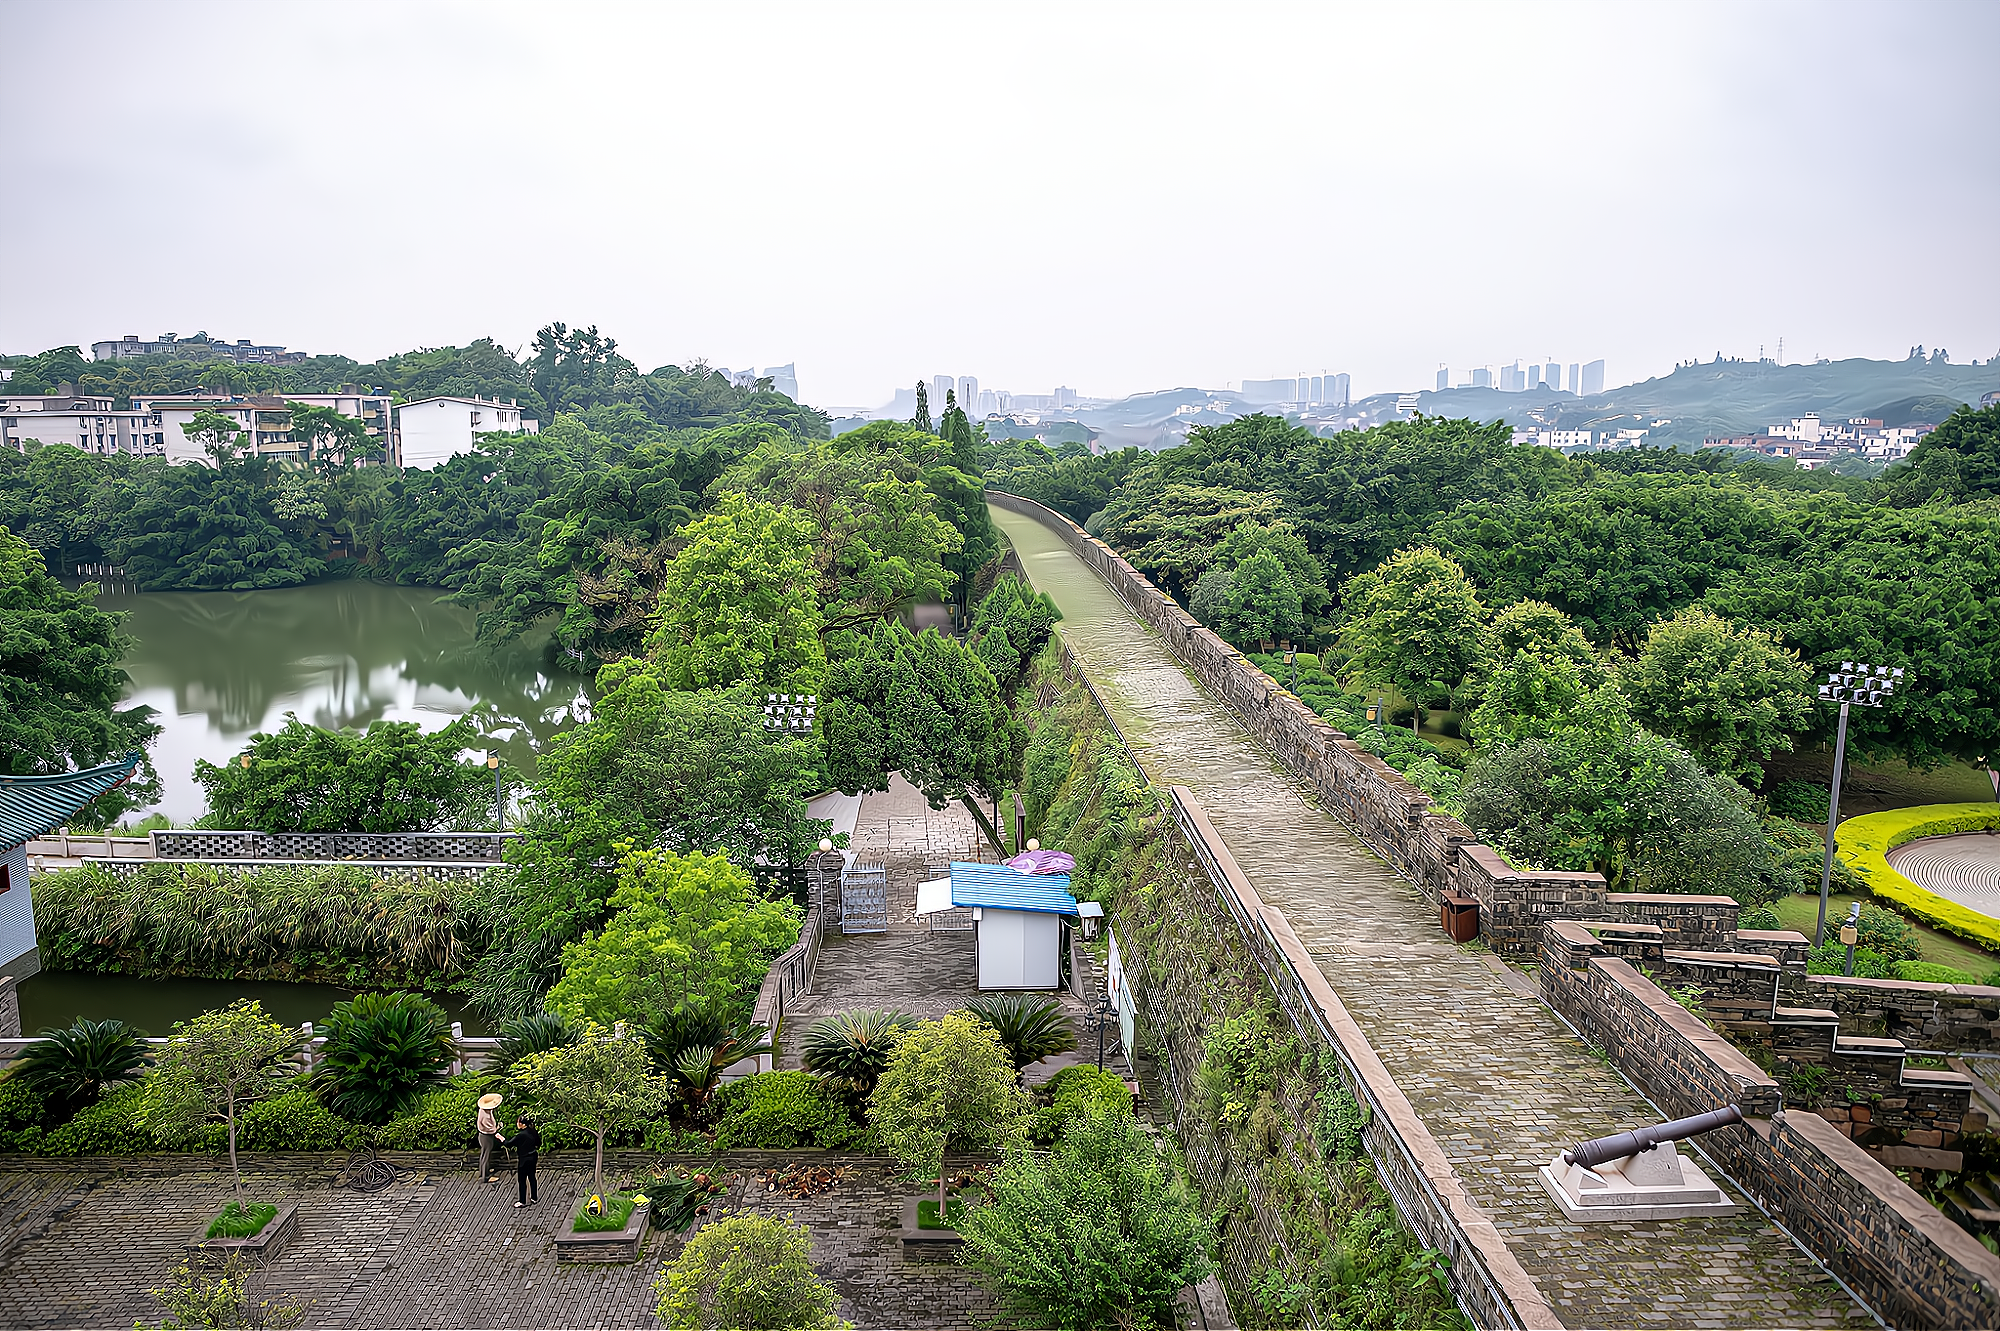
[1145,787,1559,1330]
[990,491,1734,960]
[1539,919,2000,1331]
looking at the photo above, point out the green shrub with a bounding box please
[1767,780,1831,821]
[0,1076,49,1151]
[374,1073,491,1150]
[1030,1065,1132,1145]
[963,994,1076,1071]
[41,1078,214,1155]
[312,991,455,1124]
[1890,960,1979,985]
[204,1201,277,1240]
[493,1012,579,1076]
[1736,904,1783,932]
[1856,905,1923,962]
[799,1009,914,1096]
[236,1088,367,1151]
[1806,941,1890,979]
[711,1070,862,1150]
[3,1018,150,1117]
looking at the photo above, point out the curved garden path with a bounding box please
[991,502,1872,1330]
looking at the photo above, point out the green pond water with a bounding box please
[96,579,590,824]
[19,579,582,1033]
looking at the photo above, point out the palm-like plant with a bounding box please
[643,1005,771,1116]
[5,1018,150,1114]
[492,1011,579,1075]
[964,994,1076,1072]
[800,1009,915,1095]
[312,991,456,1124]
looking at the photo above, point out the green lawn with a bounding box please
[916,1196,968,1231]
[573,1193,640,1234]
[205,1201,277,1239]
[1768,892,1997,975]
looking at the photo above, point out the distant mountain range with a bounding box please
[845,357,1999,453]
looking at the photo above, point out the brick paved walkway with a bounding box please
[992,504,1875,1330]
[0,1158,990,1329]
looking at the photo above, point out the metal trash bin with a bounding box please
[1441,892,1479,944]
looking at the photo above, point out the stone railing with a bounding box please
[151,830,514,862]
[744,852,843,1077]
[1540,919,2000,1331]
[990,491,1636,959]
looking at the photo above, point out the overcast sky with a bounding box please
[3,1,1995,411]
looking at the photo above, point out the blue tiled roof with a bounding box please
[0,753,143,849]
[949,860,1078,915]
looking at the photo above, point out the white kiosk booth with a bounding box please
[923,860,1078,990]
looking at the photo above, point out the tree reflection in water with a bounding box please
[98,581,593,822]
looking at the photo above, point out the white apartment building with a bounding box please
[396,395,536,470]
[0,402,165,455]
[131,390,397,465]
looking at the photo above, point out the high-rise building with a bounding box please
[1568,363,1580,395]
[762,364,798,400]
[1581,359,1605,395]
[933,375,955,408]
[976,389,999,415]
[1436,366,1450,391]
[1544,362,1561,392]
[1327,372,1351,408]
[1052,386,1078,409]
[1471,367,1493,389]
[958,376,978,412]
[1310,375,1323,403]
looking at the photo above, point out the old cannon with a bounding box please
[1540,1105,1745,1222]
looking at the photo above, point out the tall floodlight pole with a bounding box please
[1813,662,1905,946]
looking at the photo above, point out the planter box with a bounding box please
[899,1194,963,1254]
[186,1201,299,1261]
[555,1200,652,1264]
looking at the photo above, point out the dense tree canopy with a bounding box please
[0,526,160,819]
[193,713,497,833]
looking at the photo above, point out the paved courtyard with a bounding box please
[0,1156,990,1329]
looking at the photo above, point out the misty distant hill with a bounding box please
[1373,357,2000,449]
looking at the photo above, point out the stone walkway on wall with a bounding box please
[0,1159,990,1329]
[991,504,1876,1330]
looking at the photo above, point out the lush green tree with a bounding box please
[1213,519,1329,617]
[1488,599,1599,667]
[718,437,959,635]
[1615,605,1814,781]
[528,322,639,416]
[821,621,1019,807]
[311,991,455,1124]
[1881,403,2000,504]
[653,1213,847,1330]
[286,404,371,470]
[544,847,799,1029]
[0,527,161,816]
[969,573,1060,694]
[193,713,498,832]
[180,408,246,462]
[509,1020,673,1197]
[869,1011,1026,1211]
[150,1000,303,1206]
[911,381,932,433]
[1464,600,1604,747]
[959,1108,1216,1331]
[1218,548,1306,647]
[647,494,826,693]
[1340,547,1493,728]
[474,665,829,1021]
[1460,687,1773,897]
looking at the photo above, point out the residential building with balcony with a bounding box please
[395,395,537,470]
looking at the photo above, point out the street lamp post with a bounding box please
[1813,662,1905,947]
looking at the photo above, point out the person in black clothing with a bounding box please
[511,1116,540,1207]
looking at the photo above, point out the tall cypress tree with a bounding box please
[913,381,932,433]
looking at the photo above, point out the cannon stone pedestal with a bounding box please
[1539,1141,1741,1222]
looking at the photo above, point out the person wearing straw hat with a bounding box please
[476,1092,507,1186]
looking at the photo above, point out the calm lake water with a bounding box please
[96,580,592,824]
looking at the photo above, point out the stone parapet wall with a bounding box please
[1800,974,2000,1052]
[1540,919,2000,1331]
[1158,788,1558,1330]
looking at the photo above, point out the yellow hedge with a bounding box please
[1835,803,2000,952]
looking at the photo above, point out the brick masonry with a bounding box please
[1540,921,2000,1331]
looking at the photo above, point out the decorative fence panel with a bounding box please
[149,831,513,862]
